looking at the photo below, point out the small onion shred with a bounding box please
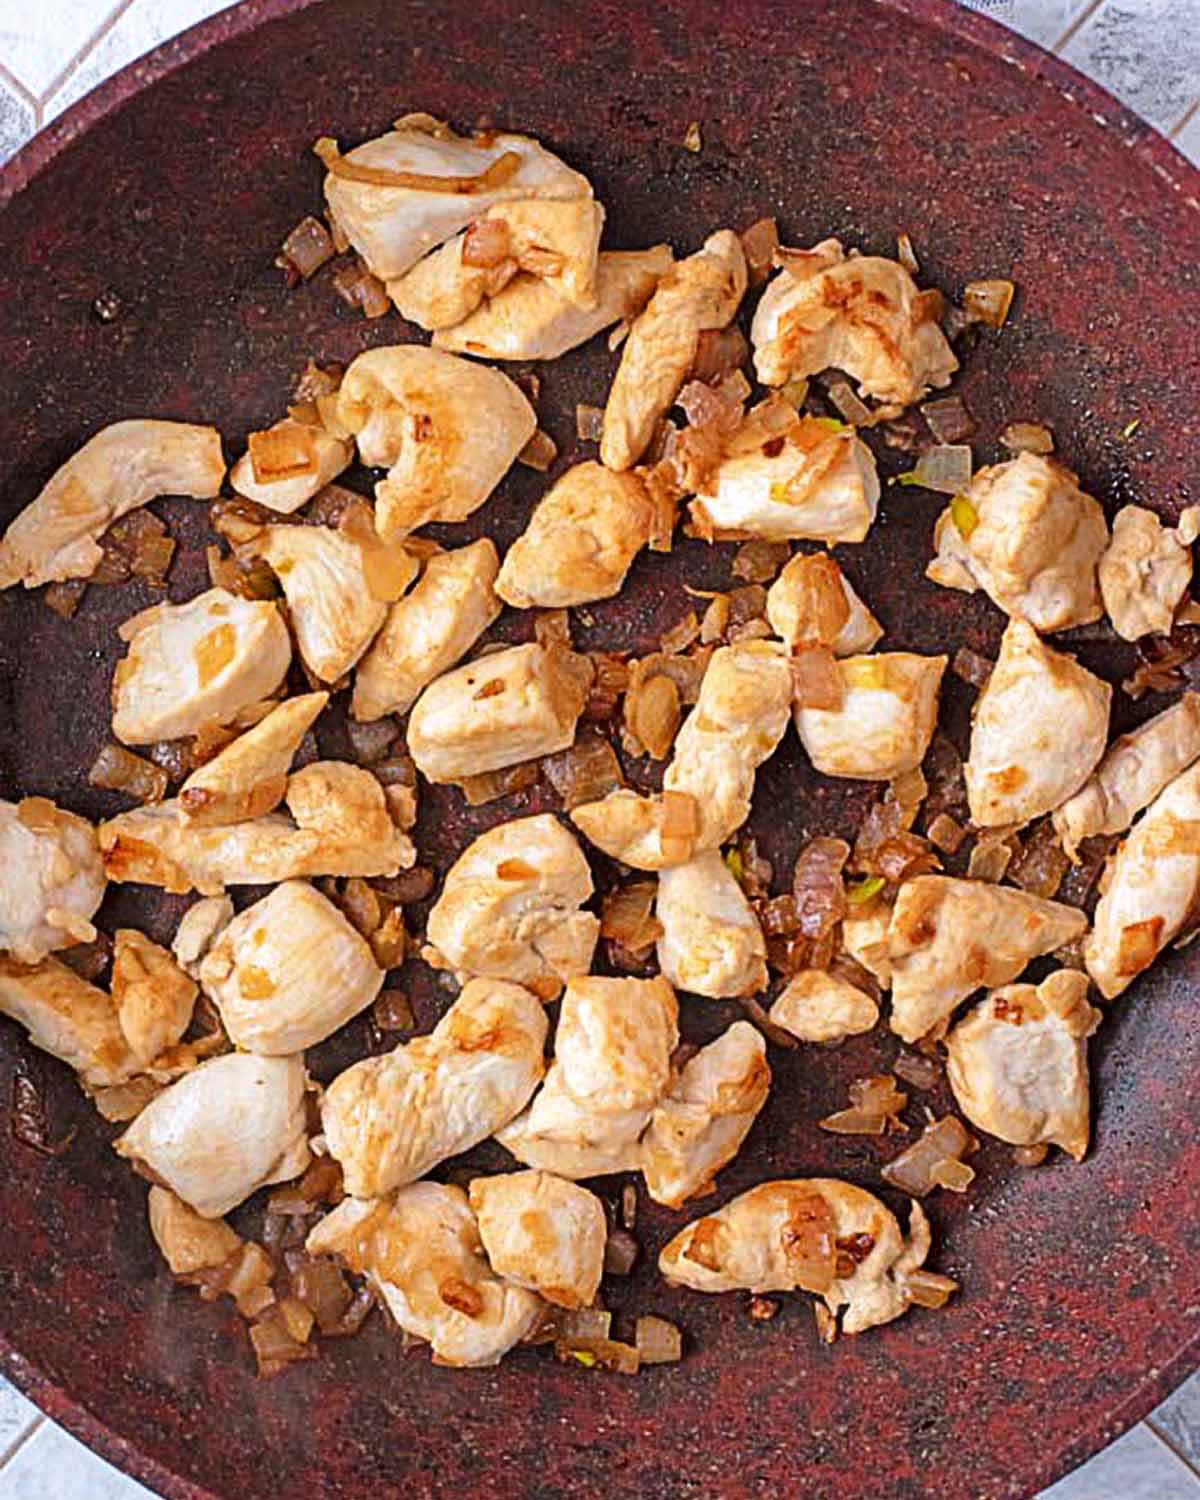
[882,1116,976,1197]
[542,731,625,809]
[518,429,558,472]
[1000,420,1054,455]
[635,1315,682,1365]
[314,136,521,195]
[790,646,844,710]
[740,216,780,287]
[89,742,169,805]
[819,1074,908,1137]
[963,278,1015,329]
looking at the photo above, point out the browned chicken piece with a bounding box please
[964,618,1110,827]
[750,240,957,404]
[321,115,591,283]
[147,1185,242,1275]
[407,640,592,784]
[469,1170,606,1310]
[283,760,414,869]
[600,229,747,471]
[841,898,894,989]
[390,198,605,327]
[655,849,768,998]
[111,929,198,1068]
[1085,759,1200,999]
[229,418,352,514]
[927,453,1108,633]
[116,1052,310,1218]
[306,1184,543,1367]
[178,692,327,825]
[1053,694,1200,858]
[495,462,653,608]
[794,653,946,781]
[1098,503,1200,641]
[0,420,223,590]
[766,552,883,655]
[336,346,536,540]
[642,1022,771,1208]
[945,970,1100,1161]
[571,642,793,869]
[768,969,880,1043]
[352,539,501,722]
[111,588,291,745]
[433,247,673,362]
[320,978,548,1199]
[0,797,106,962]
[200,881,383,1054]
[0,955,136,1088]
[171,897,234,978]
[659,1178,948,1334]
[424,814,598,997]
[888,876,1087,1044]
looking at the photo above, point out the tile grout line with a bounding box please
[1048,0,1105,55]
[0,57,40,114]
[0,1414,46,1470]
[36,0,139,115]
[1170,98,1199,138]
[1145,1417,1200,1483]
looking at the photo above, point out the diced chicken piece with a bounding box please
[336,346,536,540]
[200,881,382,1054]
[434,247,673,361]
[0,955,135,1088]
[502,977,676,1176]
[571,642,793,869]
[888,876,1087,1044]
[496,463,652,608]
[1053,694,1200,858]
[751,241,957,405]
[965,617,1110,827]
[601,230,747,471]
[352,539,500,722]
[0,798,106,962]
[691,413,881,546]
[229,419,352,514]
[391,198,605,327]
[178,692,327,825]
[322,117,591,283]
[172,897,234,977]
[927,453,1108,633]
[642,1022,770,1208]
[766,551,883,654]
[111,588,291,745]
[407,640,591,784]
[660,1178,944,1335]
[250,525,404,682]
[115,1052,309,1218]
[946,970,1099,1161]
[148,1186,242,1275]
[100,763,414,895]
[1085,759,1200,999]
[842,898,894,989]
[306,1184,543,1367]
[795,653,946,781]
[768,969,880,1043]
[655,849,767,998]
[0,420,223,590]
[111,929,197,1067]
[1099,503,1200,641]
[321,978,547,1199]
[425,814,597,997]
[469,1170,606,1309]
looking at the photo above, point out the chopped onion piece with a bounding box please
[600,883,661,953]
[626,672,682,760]
[827,380,872,427]
[963,278,1015,329]
[820,1074,908,1136]
[733,539,790,584]
[882,1116,975,1197]
[555,1335,640,1374]
[604,1228,640,1277]
[1000,421,1054,455]
[967,827,1018,883]
[279,216,335,280]
[89,742,169,804]
[793,836,850,938]
[790,646,843,710]
[682,121,702,153]
[576,404,604,442]
[951,646,993,688]
[44,580,86,619]
[1008,818,1069,899]
[518,429,557,472]
[893,1047,942,1091]
[896,233,920,274]
[456,761,540,806]
[898,445,973,495]
[635,1316,682,1365]
[926,812,967,854]
[905,1268,959,1308]
[314,136,521,194]
[922,395,976,444]
[740,216,780,287]
[248,424,318,484]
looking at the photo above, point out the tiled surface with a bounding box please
[0,0,1198,1496]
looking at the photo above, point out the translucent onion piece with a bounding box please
[1000,421,1054,455]
[635,1316,683,1364]
[921,395,976,444]
[790,646,843,710]
[963,279,1015,329]
[905,1268,960,1308]
[89,742,169,804]
[740,217,780,287]
[518,430,558,472]
[902,444,973,495]
[576,404,604,442]
[279,216,335,279]
[882,1116,975,1197]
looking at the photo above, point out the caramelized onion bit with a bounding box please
[820,1074,908,1136]
[339,502,414,602]
[898,444,973,495]
[456,761,540,806]
[690,326,749,383]
[790,646,843,710]
[951,646,994,689]
[732,538,790,584]
[576,403,605,442]
[792,836,850,939]
[92,511,175,588]
[554,1335,640,1374]
[44,580,87,619]
[740,216,780,287]
[827,380,872,428]
[315,136,521,194]
[882,1116,976,1197]
[12,1061,76,1157]
[373,988,414,1032]
[346,715,399,766]
[1000,420,1054,455]
[626,671,682,760]
[250,1302,315,1378]
[967,827,1019,883]
[518,429,557,472]
[278,216,335,280]
[248,424,318,484]
[89,742,169,804]
[1007,819,1069,899]
[921,395,975,445]
[604,1228,640,1277]
[963,278,1015,329]
[905,1268,960,1308]
[893,1047,942,1091]
[635,1315,682,1364]
[926,812,967,855]
[600,883,662,954]
[331,257,389,318]
[543,731,625,809]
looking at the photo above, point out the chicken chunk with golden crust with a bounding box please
[888,876,1088,1044]
[306,1184,543,1367]
[794,653,946,782]
[642,1022,770,1209]
[1085,759,1200,999]
[659,1178,947,1335]
[965,617,1110,828]
[768,969,880,1044]
[600,230,747,471]
[945,970,1099,1161]
[0,955,136,1089]
[654,849,767,999]
[469,1170,606,1310]
[1099,503,1200,641]
[171,897,234,978]
[229,418,352,514]
[766,551,883,655]
[148,1186,242,1275]
[111,589,291,745]
[111,928,197,1067]
[496,462,653,609]
[178,692,327,826]
[0,797,106,962]
[751,241,957,405]
[424,814,598,998]
[927,453,1108,633]
[115,1052,309,1218]
[0,420,223,590]
[320,978,548,1199]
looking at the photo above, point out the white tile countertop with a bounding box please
[1,0,1199,1496]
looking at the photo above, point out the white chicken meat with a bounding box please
[0,955,135,1088]
[229,419,352,514]
[111,928,197,1067]
[469,1169,606,1310]
[1098,503,1200,641]
[0,797,106,962]
[768,968,880,1044]
[178,692,327,825]
[654,848,767,999]
[171,896,234,978]
[766,551,883,654]
[794,652,946,781]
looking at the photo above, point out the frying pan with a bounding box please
[1,2,1198,1498]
